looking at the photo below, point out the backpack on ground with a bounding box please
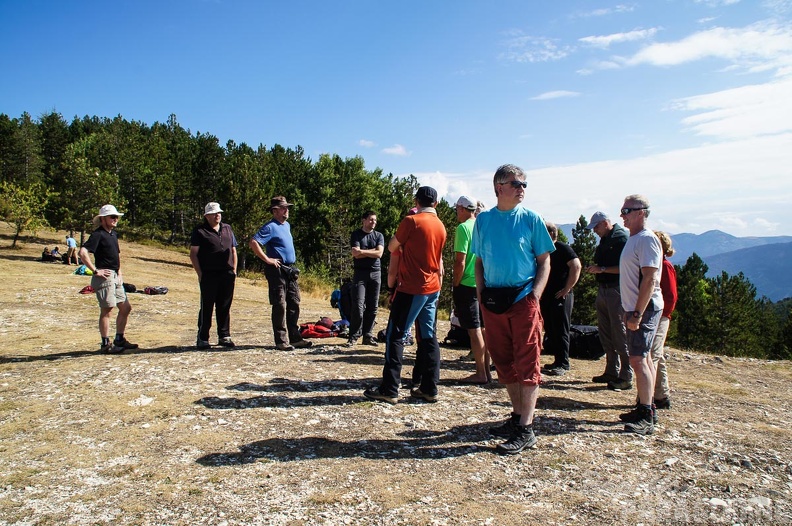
[299,322,338,339]
[143,286,168,295]
[442,325,471,348]
[569,325,605,360]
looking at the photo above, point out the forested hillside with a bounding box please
[1,110,790,359]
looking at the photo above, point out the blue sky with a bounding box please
[2,0,791,236]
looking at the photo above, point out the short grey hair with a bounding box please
[624,194,651,218]
[545,221,558,241]
[493,164,526,196]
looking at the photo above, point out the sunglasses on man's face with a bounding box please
[499,180,527,189]
[620,207,647,215]
[108,215,119,220]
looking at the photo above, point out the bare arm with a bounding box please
[556,257,582,299]
[248,238,280,267]
[388,236,402,254]
[625,266,659,330]
[530,252,551,301]
[231,247,238,275]
[453,252,466,288]
[351,244,384,259]
[189,245,202,281]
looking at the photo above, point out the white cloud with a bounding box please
[531,90,581,100]
[673,76,792,138]
[694,0,741,6]
[575,4,636,17]
[358,139,376,148]
[624,22,792,71]
[579,28,659,48]
[499,33,572,63]
[382,144,410,156]
[410,134,792,237]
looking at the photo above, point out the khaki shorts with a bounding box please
[91,271,127,308]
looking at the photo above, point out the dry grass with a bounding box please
[1,223,791,525]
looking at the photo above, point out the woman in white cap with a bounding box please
[78,204,138,354]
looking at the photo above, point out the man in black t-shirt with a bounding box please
[585,211,632,389]
[78,204,138,354]
[540,222,581,376]
[346,210,385,347]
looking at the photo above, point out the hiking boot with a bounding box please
[496,425,537,455]
[607,379,633,391]
[219,337,236,348]
[113,338,138,350]
[624,406,655,435]
[488,412,521,438]
[291,339,313,349]
[410,388,437,403]
[343,339,357,348]
[275,342,295,351]
[592,373,618,383]
[362,335,379,346]
[363,387,397,405]
[100,342,124,354]
[621,403,659,424]
[196,339,211,350]
[654,397,671,410]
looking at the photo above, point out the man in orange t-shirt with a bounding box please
[364,186,446,404]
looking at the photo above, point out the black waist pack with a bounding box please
[481,283,527,314]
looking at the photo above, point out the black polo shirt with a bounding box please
[83,227,121,271]
[594,223,628,285]
[190,221,237,272]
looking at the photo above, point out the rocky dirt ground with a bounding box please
[0,225,791,525]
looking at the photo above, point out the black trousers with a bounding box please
[198,270,236,341]
[265,265,302,345]
[540,291,574,370]
[349,269,381,340]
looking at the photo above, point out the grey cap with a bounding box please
[586,211,609,230]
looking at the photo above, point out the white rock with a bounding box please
[748,496,771,507]
[709,497,728,507]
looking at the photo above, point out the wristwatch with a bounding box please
[630,310,642,319]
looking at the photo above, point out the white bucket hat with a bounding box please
[93,204,124,226]
[204,202,223,215]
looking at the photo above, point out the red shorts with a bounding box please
[481,294,543,385]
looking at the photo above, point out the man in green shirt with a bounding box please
[453,196,490,384]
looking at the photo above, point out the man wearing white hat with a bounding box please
[78,204,138,354]
[190,202,238,349]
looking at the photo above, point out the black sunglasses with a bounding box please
[108,215,119,219]
[499,180,527,189]
[620,207,647,215]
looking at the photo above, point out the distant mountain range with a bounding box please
[557,225,792,302]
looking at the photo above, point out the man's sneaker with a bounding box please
[592,373,618,383]
[363,387,397,405]
[291,339,313,349]
[343,339,357,348]
[275,342,295,351]
[654,397,671,410]
[362,335,379,346]
[624,406,655,435]
[488,412,521,438]
[496,425,537,455]
[545,367,568,376]
[607,379,633,391]
[458,351,475,362]
[100,342,124,354]
[113,338,138,350]
[219,337,236,348]
[196,339,211,350]
[409,388,437,403]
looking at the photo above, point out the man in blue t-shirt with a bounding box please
[471,164,554,455]
[249,196,312,351]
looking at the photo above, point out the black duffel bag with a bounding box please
[569,325,605,360]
